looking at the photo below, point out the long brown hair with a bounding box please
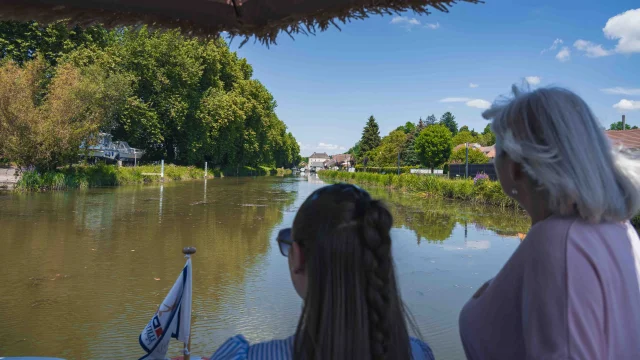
[291,183,414,360]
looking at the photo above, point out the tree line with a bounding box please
[0,21,300,171]
[348,112,496,170]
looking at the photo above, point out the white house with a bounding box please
[308,152,330,172]
[309,152,330,164]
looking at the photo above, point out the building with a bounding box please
[332,154,353,167]
[606,129,640,155]
[309,152,330,164]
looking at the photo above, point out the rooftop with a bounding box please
[606,129,640,150]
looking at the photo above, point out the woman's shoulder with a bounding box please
[210,334,294,360]
[410,337,436,360]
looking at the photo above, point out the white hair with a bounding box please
[483,84,640,223]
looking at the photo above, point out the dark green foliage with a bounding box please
[359,115,381,154]
[439,112,458,136]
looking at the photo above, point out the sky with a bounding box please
[229,0,640,156]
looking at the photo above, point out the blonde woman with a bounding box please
[459,86,640,359]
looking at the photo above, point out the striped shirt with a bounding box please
[210,334,435,360]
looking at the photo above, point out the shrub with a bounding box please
[319,170,517,208]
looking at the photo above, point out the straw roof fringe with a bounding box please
[0,0,481,46]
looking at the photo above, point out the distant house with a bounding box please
[453,143,496,161]
[332,154,353,167]
[308,152,330,172]
[606,129,640,155]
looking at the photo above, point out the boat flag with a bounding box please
[139,255,193,360]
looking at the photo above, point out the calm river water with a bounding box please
[0,175,529,359]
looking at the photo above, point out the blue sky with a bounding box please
[231,0,640,156]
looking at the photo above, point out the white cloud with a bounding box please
[603,8,640,54]
[525,76,541,85]
[390,16,421,28]
[425,22,440,30]
[317,142,346,151]
[556,47,571,62]
[440,97,471,102]
[469,83,479,88]
[439,97,491,109]
[601,87,640,96]
[613,99,640,111]
[573,39,613,57]
[466,99,491,109]
[541,38,563,54]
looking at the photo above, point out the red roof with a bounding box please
[606,129,640,150]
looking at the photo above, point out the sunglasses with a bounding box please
[277,228,293,256]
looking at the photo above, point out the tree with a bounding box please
[0,58,130,170]
[359,115,381,154]
[478,123,496,146]
[414,124,453,170]
[425,114,437,126]
[610,121,638,130]
[439,112,458,136]
[401,132,420,166]
[348,141,361,159]
[452,131,477,146]
[373,130,408,166]
[395,121,416,135]
[449,147,490,164]
[459,125,469,133]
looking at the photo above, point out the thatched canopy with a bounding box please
[0,0,479,45]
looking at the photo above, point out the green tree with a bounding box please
[348,141,361,159]
[373,130,408,166]
[452,130,478,146]
[401,131,420,166]
[449,147,490,164]
[459,125,469,133]
[610,121,638,130]
[0,58,129,170]
[439,112,458,136]
[425,114,437,126]
[359,115,381,154]
[415,124,453,170]
[395,121,416,134]
[479,123,496,146]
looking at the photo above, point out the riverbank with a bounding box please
[319,170,517,207]
[319,170,640,227]
[13,164,292,191]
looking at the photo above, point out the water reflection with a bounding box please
[0,177,529,360]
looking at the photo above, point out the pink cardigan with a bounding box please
[459,215,640,359]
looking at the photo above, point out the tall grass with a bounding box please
[319,170,519,208]
[16,164,209,191]
[319,170,640,227]
[15,163,292,191]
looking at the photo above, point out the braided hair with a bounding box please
[291,184,413,360]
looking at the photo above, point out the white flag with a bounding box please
[139,257,192,360]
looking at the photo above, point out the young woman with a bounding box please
[211,183,434,360]
[459,85,640,359]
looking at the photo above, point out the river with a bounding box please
[0,175,529,359]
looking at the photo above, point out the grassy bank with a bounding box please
[319,170,517,208]
[15,164,292,191]
[319,170,640,227]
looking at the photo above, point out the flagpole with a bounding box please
[182,246,196,360]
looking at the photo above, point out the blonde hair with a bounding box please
[483,84,640,223]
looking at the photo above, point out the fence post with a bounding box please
[204,161,208,178]
[161,159,165,181]
[465,143,469,178]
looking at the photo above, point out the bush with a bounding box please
[319,170,518,208]
[15,163,213,191]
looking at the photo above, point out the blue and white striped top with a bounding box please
[210,334,435,360]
